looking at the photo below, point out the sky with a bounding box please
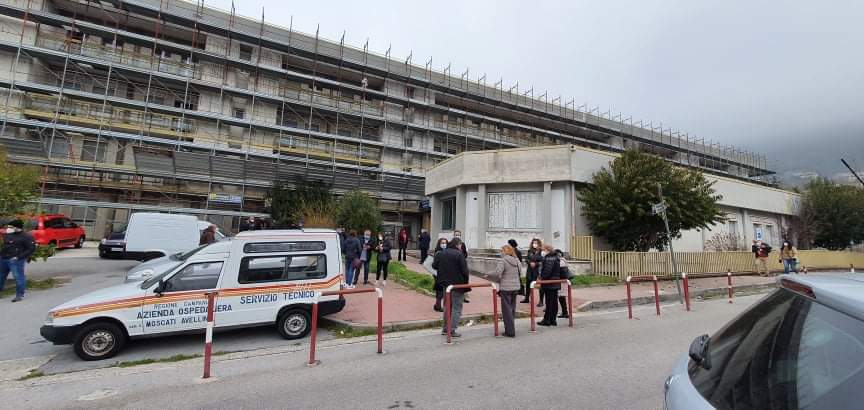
[207,0,864,176]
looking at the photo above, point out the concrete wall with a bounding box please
[467,256,591,277]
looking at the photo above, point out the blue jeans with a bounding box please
[345,259,355,285]
[0,258,27,297]
[783,259,798,274]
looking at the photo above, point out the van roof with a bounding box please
[235,229,337,238]
[781,274,864,321]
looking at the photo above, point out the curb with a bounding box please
[321,311,534,333]
[576,282,778,311]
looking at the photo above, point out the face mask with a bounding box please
[454,234,461,239]
[5,228,15,234]
[541,251,548,257]
[378,236,383,240]
[364,235,371,239]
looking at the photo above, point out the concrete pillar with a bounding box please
[542,181,552,243]
[455,186,467,234]
[477,184,487,249]
[430,195,442,240]
[742,209,752,244]
[564,183,574,253]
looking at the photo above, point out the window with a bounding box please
[243,242,326,253]
[44,218,65,229]
[689,288,864,409]
[80,140,106,162]
[488,192,542,230]
[164,262,223,292]
[727,220,738,236]
[239,255,327,284]
[233,108,245,119]
[441,198,455,231]
[239,45,253,61]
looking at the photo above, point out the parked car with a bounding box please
[664,274,864,409]
[25,214,86,249]
[98,231,127,258]
[41,229,345,360]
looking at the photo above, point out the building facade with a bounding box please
[0,0,773,240]
[425,146,800,253]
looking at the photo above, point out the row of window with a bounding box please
[163,254,327,292]
[440,192,543,231]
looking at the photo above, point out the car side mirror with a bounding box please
[154,279,166,296]
[689,334,712,370]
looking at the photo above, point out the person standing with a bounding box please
[521,238,543,304]
[780,240,799,274]
[508,239,524,295]
[375,232,393,286]
[556,249,572,319]
[418,229,431,264]
[538,244,561,326]
[452,230,468,257]
[343,230,362,288]
[199,224,217,245]
[431,238,448,312]
[485,244,521,337]
[1,220,36,302]
[752,240,772,276]
[397,227,409,262]
[432,237,470,338]
[358,230,374,285]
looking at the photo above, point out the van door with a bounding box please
[141,261,224,335]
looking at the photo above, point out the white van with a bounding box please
[124,213,223,261]
[41,230,345,361]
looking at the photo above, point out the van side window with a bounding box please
[239,255,326,284]
[165,262,223,292]
[243,242,325,253]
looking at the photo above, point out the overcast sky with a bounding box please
[208,0,864,172]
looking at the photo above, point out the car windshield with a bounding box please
[688,288,864,409]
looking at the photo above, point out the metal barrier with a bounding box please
[444,283,499,345]
[625,275,660,319]
[308,287,384,367]
[681,273,691,311]
[528,279,574,332]
[202,291,217,379]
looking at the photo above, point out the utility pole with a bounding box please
[654,183,683,303]
[841,158,864,188]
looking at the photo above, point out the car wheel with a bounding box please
[73,322,126,361]
[75,236,85,249]
[277,308,312,340]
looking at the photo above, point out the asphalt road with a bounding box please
[1,293,768,409]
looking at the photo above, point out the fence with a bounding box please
[592,249,864,279]
[570,236,594,261]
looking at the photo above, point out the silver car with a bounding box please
[665,274,864,409]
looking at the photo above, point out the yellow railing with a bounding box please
[570,236,594,260]
[592,249,864,279]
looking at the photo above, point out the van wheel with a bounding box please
[75,236,85,248]
[73,322,126,361]
[277,309,312,339]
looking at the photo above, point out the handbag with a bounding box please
[422,256,437,276]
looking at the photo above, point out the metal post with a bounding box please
[682,273,691,311]
[491,284,499,337]
[567,282,574,328]
[657,183,682,303]
[529,281,537,332]
[652,276,660,316]
[376,288,384,354]
[202,291,216,379]
[307,301,320,366]
[727,271,733,304]
[625,276,633,319]
[444,286,453,345]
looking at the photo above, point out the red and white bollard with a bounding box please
[529,281,537,332]
[727,271,734,304]
[491,283,500,338]
[445,285,454,344]
[202,291,217,379]
[682,272,691,311]
[566,281,574,327]
[625,276,634,319]
[308,299,320,366]
[652,275,660,316]
[376,288,384,354]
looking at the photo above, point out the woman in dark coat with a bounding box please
[538,244,561,326]
[432,238,448,311]
[374,233,393,286]
[521,238,544,304]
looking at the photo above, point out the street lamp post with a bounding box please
[654,183,683,303]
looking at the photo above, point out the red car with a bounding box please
[26,214,86,249]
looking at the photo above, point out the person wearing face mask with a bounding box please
[538,244,561,326]
[452,230,468,257]
[1,220,36,302]
[485,244,521,337]
[375,232,393,286]
[431,238,448,311]
[432,237,470,338]
[521,238,544,304]
[779,240,799,274]
[357,230,373,285]
[507,239,524,295]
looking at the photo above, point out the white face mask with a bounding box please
[378,236,383,241]
[5,228,15,234]
[541,251,548,257]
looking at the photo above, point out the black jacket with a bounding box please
[432,247,470,293]
[418,232,431,250]
[527,249,543,272]
[540,254,561,290]
[513,248,524,263]
[1,231,37,260]
[343,236,362,260]
[375,238,392,262]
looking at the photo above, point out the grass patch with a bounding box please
[368,259,435,295]
[115,353,201,368]
[0,278,62,298]
[569,275,619,287]
[324,323,378,339]
[17,369,45,381]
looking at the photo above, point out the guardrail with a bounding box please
[308,287,384,367]
[625,275,660,319]
[528,279,574,332]
[444,283,499,345]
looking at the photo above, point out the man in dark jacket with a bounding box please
[343,230,362,288]
[432,237,470,337]
[397,228,409,262]
[1,220,37,302]
[418,229,431,263]
[538,244,561,326]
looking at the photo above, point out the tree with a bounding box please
[267,177,337,228]
[0,146,40,218]
[799,179,864,250]
[336,190,381,234]
[578,150,724,251]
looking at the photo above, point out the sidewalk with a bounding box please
[327,255,778,329]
